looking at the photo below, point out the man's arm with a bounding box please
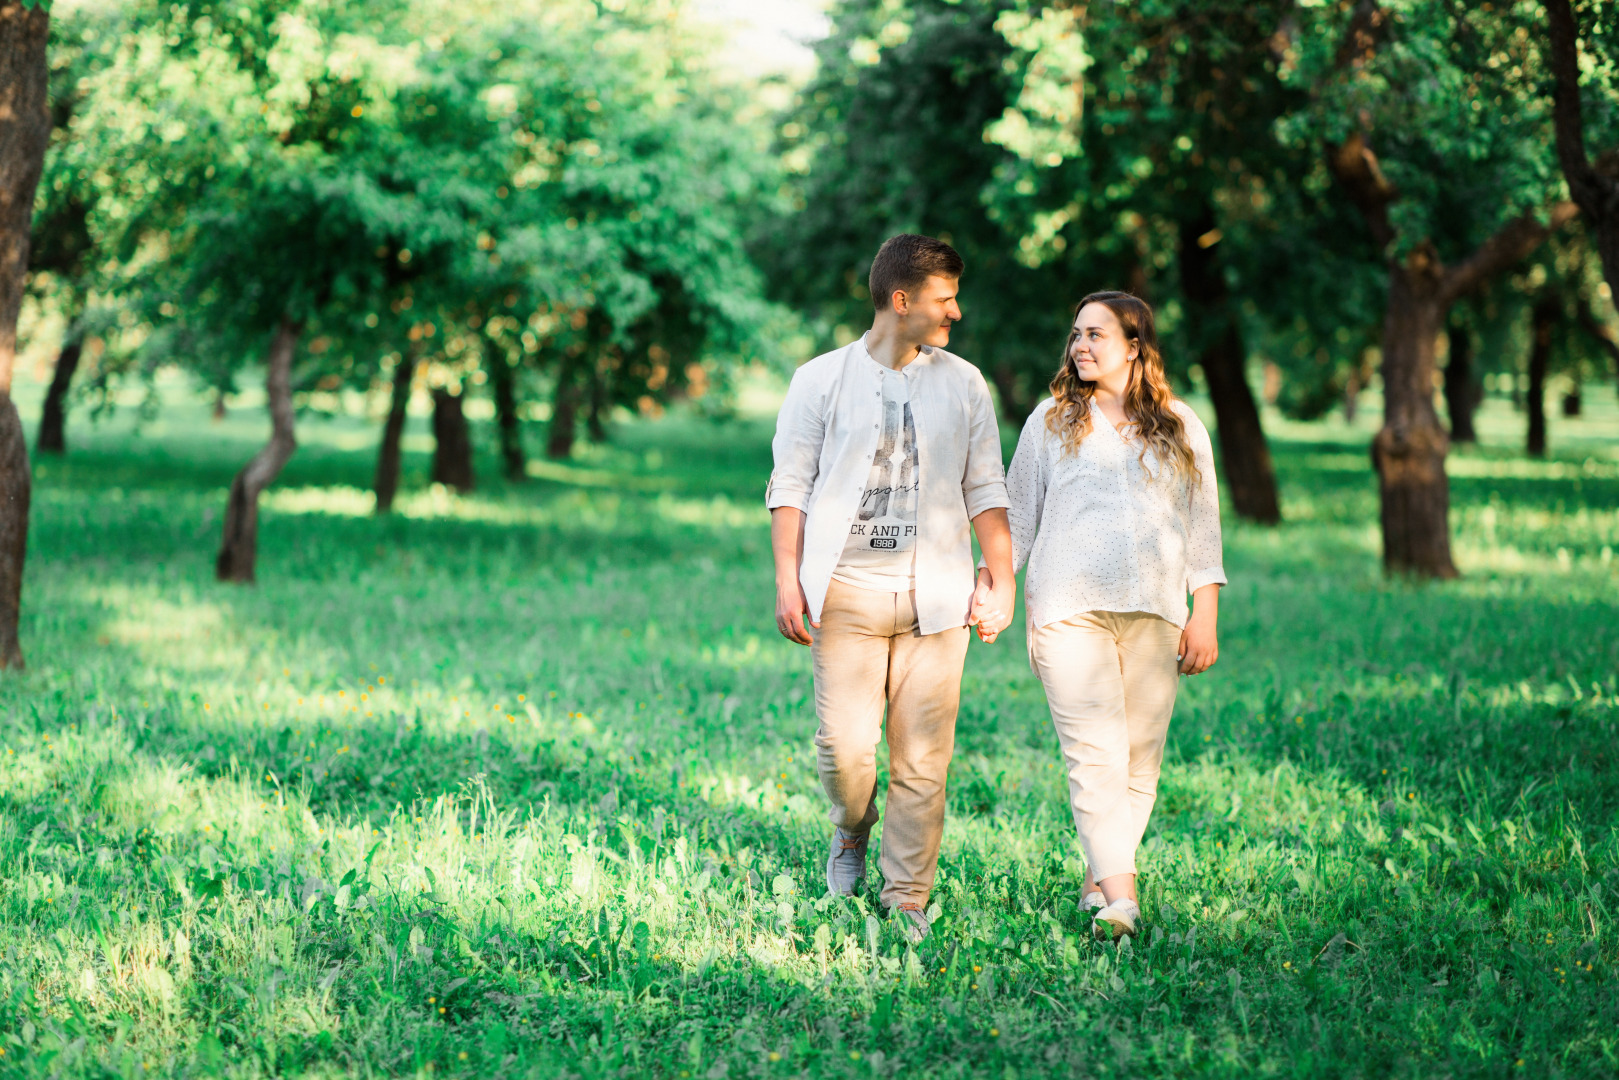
[771,507,816,645]
[970,507,1014,642]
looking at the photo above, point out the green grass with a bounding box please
[3,374,1618,1079]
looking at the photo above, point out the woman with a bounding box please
[974,291,1224,941]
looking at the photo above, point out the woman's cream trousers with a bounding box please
[1028,610,1181,880]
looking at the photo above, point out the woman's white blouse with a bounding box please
[1006,397,1226,629]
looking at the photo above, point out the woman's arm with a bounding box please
[974,409,1048,640]
[1177,583,1219,675]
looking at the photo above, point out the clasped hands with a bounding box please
[969,568,1013,643]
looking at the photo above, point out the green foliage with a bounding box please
[33,0,781,433]
[770,0,1096,417]
[2,387,1617,1077]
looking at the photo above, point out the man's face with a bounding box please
[892,275,962,348]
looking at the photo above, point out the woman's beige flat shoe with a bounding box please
[1092,898,1140,941]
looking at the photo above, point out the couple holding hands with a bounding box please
[767,235,1225,943]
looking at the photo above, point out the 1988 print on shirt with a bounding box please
[833,370,920,588]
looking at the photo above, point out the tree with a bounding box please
[988,0,1301,524]
[780,0,1315,523]
[0,0,51,670]
[1296,1,1576,576]
[1548,0,1619,304]
[773,0,1107,431]
[1442,312,1480,444]
[30,7,112,455]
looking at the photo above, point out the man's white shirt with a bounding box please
[767,334,1009,635]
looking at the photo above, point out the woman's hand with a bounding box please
[1177,584,1220,675]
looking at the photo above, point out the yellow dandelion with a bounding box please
[768,1051,780,1062]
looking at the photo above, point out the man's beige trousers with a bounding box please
[810,579,969,907]
[1028,610,1182,881]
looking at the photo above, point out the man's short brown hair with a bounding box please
[868,234,964,312]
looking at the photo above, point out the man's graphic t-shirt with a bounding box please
[832,366,920,591]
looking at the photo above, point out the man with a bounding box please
[767,234,1015,942]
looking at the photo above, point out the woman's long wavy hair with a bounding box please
[1045,291,1199,484]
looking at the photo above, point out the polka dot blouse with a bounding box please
[1004,397,1226,629]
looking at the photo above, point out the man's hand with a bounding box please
[1177,584,1220,675]
[970,568,1013,643]
[776,578,817,646]
[969,507,1015,644]
[770,507,816,645]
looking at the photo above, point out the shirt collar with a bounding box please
[856,332,933,374]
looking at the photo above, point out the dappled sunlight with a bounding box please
[7,390,1617,1078]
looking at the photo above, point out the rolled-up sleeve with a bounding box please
[1183,413,1227,593]
[1005,409,1049,574]
[961,372,1010,518]
[765,366,823,512]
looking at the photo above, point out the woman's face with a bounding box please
[1068,302,1138,385]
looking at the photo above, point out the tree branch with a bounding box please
[1437,202,1580,307]
[1328,132,1397,249]
[1575,293,1619,378]
[1333,0,1388,71]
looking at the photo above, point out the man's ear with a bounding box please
[890,289,909,315]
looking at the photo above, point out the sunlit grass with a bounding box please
[2,376,1616,1078]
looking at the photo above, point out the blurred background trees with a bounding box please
[8,0,1619,623]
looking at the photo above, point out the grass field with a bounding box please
[2,372,1617,1079]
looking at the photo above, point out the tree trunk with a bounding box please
[586,361,609,443]
[1344,348,1375,423]
[1562,381,1582,417]
[1572,295,1619,400]
[989,364,1034,427]
[374,353,413,513]
[547,355,579,460]
[216,317,301,583]
[0,1,51,669]
[0,397,28,669]
[1526,299,1555,458]
[36,333,81,454]
[1372,260,1457,578]
[1443,322,1478,443]
[430,386,475,492]
[486,337,525,480]
[1178,211,1281,524]
[1331,123,1574,576]
[1549,0,1619,311]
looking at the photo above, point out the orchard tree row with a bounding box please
[4,1,1619,671]
[0,0,781,666]
[769,0,1619,574]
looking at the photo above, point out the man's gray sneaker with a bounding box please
[894,902,931,943]
[825,827,869,895]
